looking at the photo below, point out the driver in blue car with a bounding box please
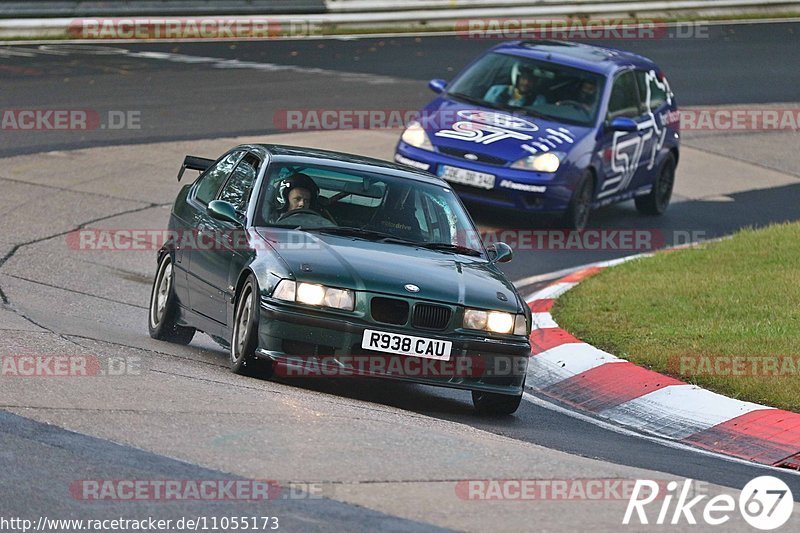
[484,66,546,107]
[556,78,599,113]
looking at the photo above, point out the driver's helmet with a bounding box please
[275,172,320,211]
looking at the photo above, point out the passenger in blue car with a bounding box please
[483,66,546,108]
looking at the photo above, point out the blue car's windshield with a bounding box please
[447,52,606,126]
[257,163,485,255]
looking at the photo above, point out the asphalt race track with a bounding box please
[1,22,800,531]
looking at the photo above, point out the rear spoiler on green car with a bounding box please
[177,155,214,182]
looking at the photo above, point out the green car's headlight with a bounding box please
[272,280,355,311]
[463,309,527,335]
[401,121,434,151]
[511,152,563,173]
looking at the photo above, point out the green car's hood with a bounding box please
[256,228,521,312]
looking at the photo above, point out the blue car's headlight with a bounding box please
[272,280,355,311]
[511,152,563,173]
[401,121,434,151]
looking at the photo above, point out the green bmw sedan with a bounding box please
[149,144,531,414]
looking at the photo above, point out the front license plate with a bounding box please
[439,165,496,190]
[362,329,452,361]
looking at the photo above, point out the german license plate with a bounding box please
[439,165,496,190]
[361,329,452,360]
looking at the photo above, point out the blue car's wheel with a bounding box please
[636,154,676,215]
[230,274,273,377]
[148,254,195,345]
[563,171,594,230]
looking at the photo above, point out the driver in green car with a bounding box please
[278,172,319,212]
[272,172,337,225]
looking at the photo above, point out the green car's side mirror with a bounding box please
[207,200,241,226]
[487,242,513,264]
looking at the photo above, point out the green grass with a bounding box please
[552,222,800,412]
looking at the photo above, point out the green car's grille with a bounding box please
[412,303,451,331]
[371,297,409,326]
[370,297,452,331]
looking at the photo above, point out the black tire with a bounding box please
[472,389,524,416]
[230,275,273,378]
[148,254,195,345]
[563,171,594,230]
[635,153,676,215]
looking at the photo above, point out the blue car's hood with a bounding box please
[418,96,594,164]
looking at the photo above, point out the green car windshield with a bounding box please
[258,163,485,255]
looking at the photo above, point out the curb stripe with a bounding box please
[528,343,622,389]
[523,258,800,469]
[600,384,768,440]
[541,362,685,412]
[528,298,554,313]
[529,327,580,354]
[684,409,800,465]
[558,266,603,284]
[531,312,558,330]
[526,282,577,302]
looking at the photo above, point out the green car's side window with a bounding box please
[218,154,259,214]
[195,150,245,205]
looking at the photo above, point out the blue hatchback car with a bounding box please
[394,40,680,229]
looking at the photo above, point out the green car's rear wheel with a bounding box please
[148,254,195,345]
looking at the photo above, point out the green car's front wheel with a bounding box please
[230,275,272,378]
[472,386,524,416]
[148,254,195,345]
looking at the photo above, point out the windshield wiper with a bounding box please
[448,92,493,108]
[308,226,419,245]
[449,92,551,122]
[417,243,482,257]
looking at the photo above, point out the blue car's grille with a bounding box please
[438,147,507,166]
[412,303,451,331]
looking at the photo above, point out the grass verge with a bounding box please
[552,222,800,412]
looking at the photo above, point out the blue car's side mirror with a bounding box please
[428,79,447,94]
[608,116,638,132]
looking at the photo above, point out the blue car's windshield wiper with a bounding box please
[448,91,493,108]
[417,242,483,257]
[448,91,549,121]
[307,226,419,245]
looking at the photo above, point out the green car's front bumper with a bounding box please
[257,299,530,396]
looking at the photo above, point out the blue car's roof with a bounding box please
[491,40,659,76]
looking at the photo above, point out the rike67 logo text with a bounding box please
[624,476,793,530]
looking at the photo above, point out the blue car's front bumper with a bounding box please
[395,142,574,212]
